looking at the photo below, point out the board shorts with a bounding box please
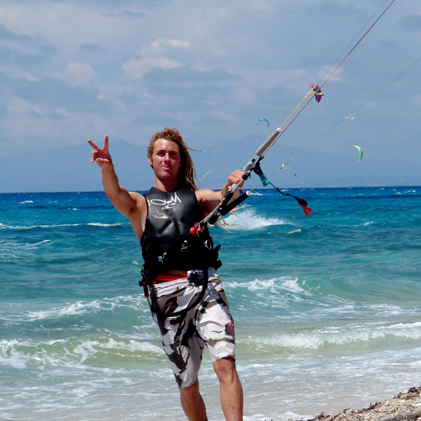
[149,268,235,388]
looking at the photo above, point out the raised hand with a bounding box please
[227,169,245,190]
[87,135,113,169]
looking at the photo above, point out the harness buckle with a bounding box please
[158,252,167,263]
[180,240,190,252]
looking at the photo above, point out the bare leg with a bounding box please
[213,357,243,421]
[179,379,208,421]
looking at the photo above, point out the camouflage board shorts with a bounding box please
[149,268,235,388]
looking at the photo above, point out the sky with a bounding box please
[0,0,420,190]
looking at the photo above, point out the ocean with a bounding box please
[1,186,421,420]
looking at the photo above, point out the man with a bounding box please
[88,128,243,421]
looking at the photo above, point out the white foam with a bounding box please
[0,339,28,369]
[98,338,164,355]
[223,209,288,231]
[233,276,309,295]
[0,336,165,368]
[228,276,310,297]
[243,321,421,350]
[0,222,126,231]
[87,222,125,227]
[23,295,140,321]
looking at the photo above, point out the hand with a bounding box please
[227,170,245,189]
[219,169,245,198]
[87,135,113,169]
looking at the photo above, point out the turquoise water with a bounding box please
[1,187,421,420]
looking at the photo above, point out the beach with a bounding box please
[1,187,421,420]
[292,387,421,421]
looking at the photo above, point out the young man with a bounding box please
[88,128,243,421]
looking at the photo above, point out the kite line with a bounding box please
[190,0,398,228]
[275,54,421,172]
[256,0,398,159]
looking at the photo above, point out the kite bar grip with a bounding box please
[207,190,234,225]
[253,160,270,187]
[257,172,270,187]
[256,128,282,157]
[220,191,250,216]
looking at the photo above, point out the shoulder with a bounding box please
[128,191,147,214]
[128,190,145,202]
[195,189,223,216]
[195,189,216,203]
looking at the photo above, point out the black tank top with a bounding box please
[140,187,206,252]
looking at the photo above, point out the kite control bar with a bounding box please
[188,0,400,231]
[189,83,325,234]
[191,127,287,231]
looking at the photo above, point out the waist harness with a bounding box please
[139,187,222,316]
[141,228,221,285]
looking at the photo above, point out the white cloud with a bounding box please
[0,65,39,82]
[122,58,180,79]
[0,0,418,173]
[55,108,71,117]
[48,61,96,86]
[6,98,42,116]
[150,38,190,48]
[63,61,96,86]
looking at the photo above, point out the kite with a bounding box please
[351,145,364,162]
[309,83,323,103]
[257,118,269,128]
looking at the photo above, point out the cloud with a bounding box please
[52,61,97,86]
[13,75,114,115]
[0,0,419,176]
[6,97,42,116]
[150,38,190,48]
[123,38,190,79]
[0,65,39,81]
[54,108,71,117]
[123,57,180,79]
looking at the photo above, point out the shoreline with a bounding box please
[288,387,421,421]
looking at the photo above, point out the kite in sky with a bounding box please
[257,118,269,127]
[351,145,364,162]
[309,84,323,103]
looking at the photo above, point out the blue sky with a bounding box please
[0,0,420,181]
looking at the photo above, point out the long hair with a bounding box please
[147,128,198,190]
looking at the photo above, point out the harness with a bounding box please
[139,188,221,317]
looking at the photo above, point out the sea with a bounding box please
[1,186,421,421]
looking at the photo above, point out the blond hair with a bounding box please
[147,128,198,190]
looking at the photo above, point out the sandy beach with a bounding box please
[287,387,421,421]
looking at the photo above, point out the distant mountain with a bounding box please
[0,137,420,193]
[0,140,147,193]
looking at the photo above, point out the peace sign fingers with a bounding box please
[87,135,112,166]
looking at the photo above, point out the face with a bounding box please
[147,138,182,181]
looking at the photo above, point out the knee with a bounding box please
[213,356,237,384]
[179,380,200,405]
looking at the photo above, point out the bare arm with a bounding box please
[87,136,144,220]
[196,170,244,217]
